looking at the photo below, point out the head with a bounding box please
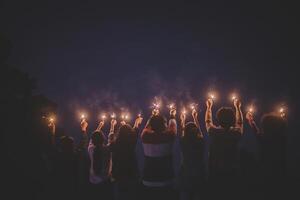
[116,124,135,144]
[91,131,105,147]
[60,136,75,153]
[261,113,287,137]
[149,115,167,133]
[216,107,235,128]
[183,122,201,141]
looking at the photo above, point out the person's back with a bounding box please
[88,131,110,184]
[108,117,143,200]
[205,98,243,181]
[208,126,241,176]
[141,114,176,187]
[247,112,287,181]
[141,110,177,200]
[179,109,205,200]
[109,124,139,181]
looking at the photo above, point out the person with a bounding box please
[179,109,205,200]
[141,108,177,200]
[51,117,89,200]
[108,116,143,200]
[246,111,287,189]
[87,119,112,199]
[205,98,243,185]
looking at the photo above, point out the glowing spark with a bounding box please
[111,113,116,119]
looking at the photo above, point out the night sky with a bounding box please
[1,1,299,170]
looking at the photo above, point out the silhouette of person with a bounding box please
[179,109,205,200]
[141,108,177,200]
[108,116,143,200]
[205,98,243,189]
[246,111,287,192]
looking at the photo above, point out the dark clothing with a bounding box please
[179,138,205,199]
[180,138,205,179]
[208,126,242,179]
[113,178,139,200]
[141,184,177,200]
[50,133,89,199]
[109,128,139,181]
[257,134,287,181]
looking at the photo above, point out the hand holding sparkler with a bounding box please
[233,98,241,109]
[110,118,117,133]
[208,92,216,101]
[169,103,176,118]
[134,114,143,128]
[279,107,286,118]
[80,118,88,133]
[47,116,56,135]
[246,110,254,123]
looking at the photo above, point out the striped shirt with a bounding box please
[141,119,177,187]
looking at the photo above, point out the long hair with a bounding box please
[216,107,235,129]
[148,115,167,133]
[116,124,135,145]
[261,113,287,137]
[91,131,105,176]
[60,136,74,154]
[182,122,202,142]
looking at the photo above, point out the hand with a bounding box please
[96,121,105,130]
[80,119,88,132]
[135,116,143,127]
[111,119,117,127]
[246,112,254,122]
[192,109,198,119]
[120,121,126,126]
[152,109,159,116]
[48,122,56,134]
[233,99,241,109]
[170,108,176,117]
[206,99,213,109]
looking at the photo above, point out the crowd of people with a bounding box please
[42,98,287,200]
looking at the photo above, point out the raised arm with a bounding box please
[48,120,56,146]
[179,111,186,137]
[168,108,177,134]
[133,115,143,129]
[205,99,216,132]
[108,119,117,144]
[192,109,203,137]
[95,120,105,132]
[246,112,260,136]
[233,99,243,133]
[78,119,89,150]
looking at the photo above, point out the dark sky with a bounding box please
[1,1,298,124]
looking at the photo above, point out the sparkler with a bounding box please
[101,114,107,121]
[279,107,286,118]
[231,94,237,101]
[190,103,197,111]
[208,92,216,101]
[111,113,116,119]
[80,114,86,119]
[49,117,54,123]
[121,113,129,121]
[168,103,175,110]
